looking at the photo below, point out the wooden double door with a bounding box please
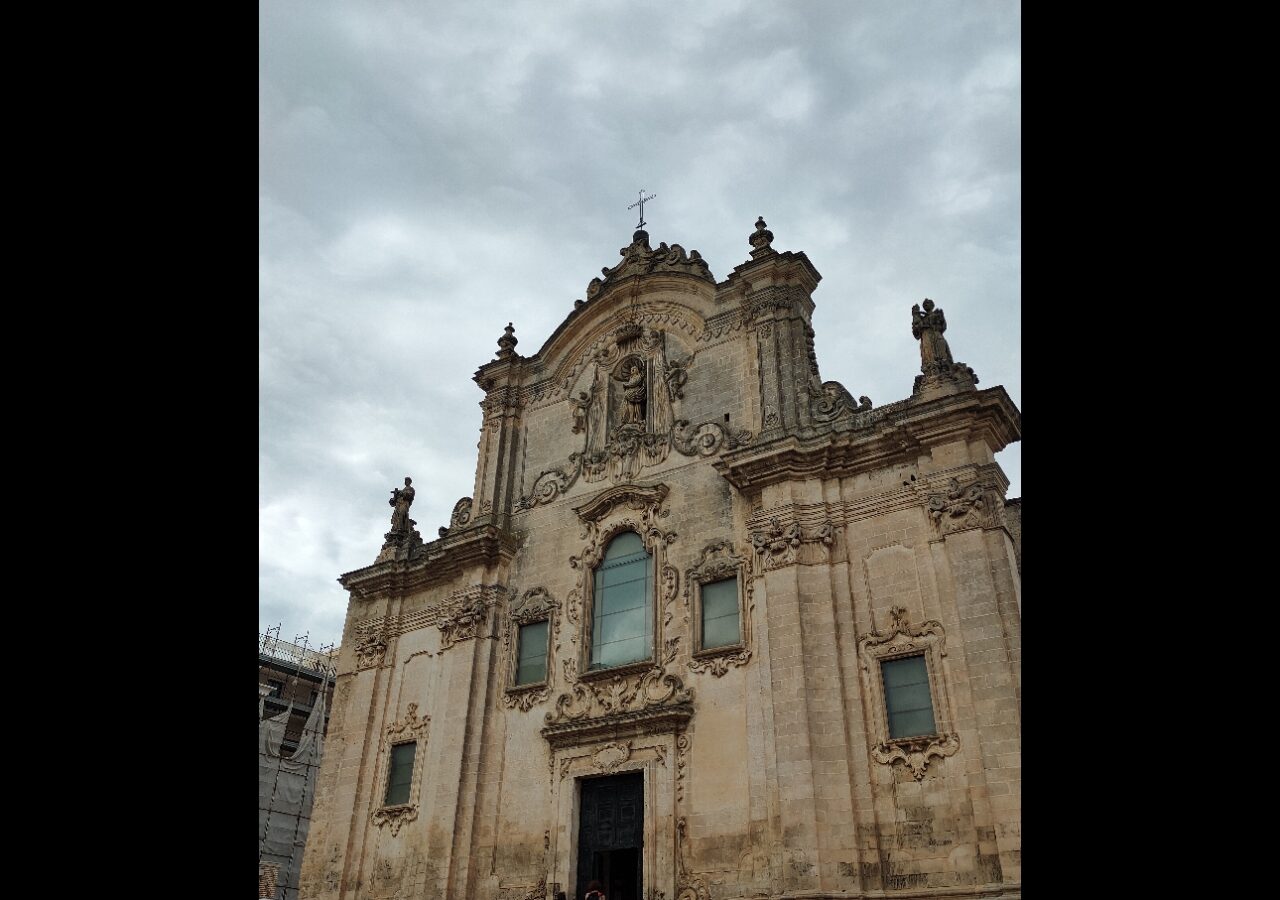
[576,772,643,900]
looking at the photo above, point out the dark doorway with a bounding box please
[577,771,643,900]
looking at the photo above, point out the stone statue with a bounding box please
[618,363,646,426]
[911,298,953,368]
[388,477,415,532]
[571,387,595,435]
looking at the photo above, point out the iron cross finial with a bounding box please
[628,190,657,229]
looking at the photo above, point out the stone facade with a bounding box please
[299,221,1022,900]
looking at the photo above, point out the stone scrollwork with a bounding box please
[353,617,390,670]
[438,587,503,652]
[545,665,693,724]
[871,733,961,781]
[591,740,633,773]
[926,477,1002,535]
[749,518,836,570]
[675,815,712,900]
[371,702,430,836]
[584,229,714,303]
[857,606,958,781]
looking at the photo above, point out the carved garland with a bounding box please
[857,606,958,780]
[371,702,430,836]
[748,518,836,570]
[926,477,1003,536]
[437,588,497,652]
[683,542,753,677]
[503,588,558,711]
[353,617,389,670]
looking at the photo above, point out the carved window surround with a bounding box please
[565,483,678,681]
[857,606,959,780]
[503,588,558,712]
[684,541,754,677]
[371,703,430,836]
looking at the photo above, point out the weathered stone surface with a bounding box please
[299,221,1022,900]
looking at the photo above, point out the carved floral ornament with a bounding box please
[354,617,390,670]
[684,541,753,677]
[926,477,1002,536]
[857,606,959,780]
[438,587,502,652]
[371,703,430,836]
[749,518,836,570]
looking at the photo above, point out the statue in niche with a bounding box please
[388,476,415,532]
[911,298,953,368]
[571,384,597,434]
[617,362,647,426]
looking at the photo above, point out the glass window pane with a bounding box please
[385,742,417,805]
[602,531,645,560]
[516,621,548,685]
[701,578,738,619]
[598,606,646,644]
[889,708,937,739]
[882,657,936,739]
[590,532,653,669]
[702,613,740,649]
[596,635,647,668]
[883,655,930,689]
[600,559,649,589]
[597,573,646,611]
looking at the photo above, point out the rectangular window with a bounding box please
[700,577,740,649]
[309,689,319,706]
[881,656,937,739]
[385,742,417,806]
[267,679,284,698]
[516,620,549,685]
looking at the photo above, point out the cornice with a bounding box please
[339,525,520,599]
[540,703,694,749]
[716,386,1020,491]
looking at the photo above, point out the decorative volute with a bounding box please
[584,229,714,302]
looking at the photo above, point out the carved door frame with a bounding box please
[549,736,677,900]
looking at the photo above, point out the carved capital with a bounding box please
[749,518,835,570]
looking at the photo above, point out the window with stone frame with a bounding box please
[372,703,430,835]
[589,531,654,670]
[684,541,753,676]
[857,606,959,780]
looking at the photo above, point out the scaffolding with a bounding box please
[259,626,338,900]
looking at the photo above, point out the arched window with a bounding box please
[589,531,653,670]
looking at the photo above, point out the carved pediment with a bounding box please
[585,230,714,302]
[574,483,670,524]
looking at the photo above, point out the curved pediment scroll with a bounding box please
[585,229,714,303]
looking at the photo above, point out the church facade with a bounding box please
[298,219,1022,900]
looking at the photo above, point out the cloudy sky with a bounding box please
[259,0,1021,650]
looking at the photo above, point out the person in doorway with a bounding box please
[584,879,606,900]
